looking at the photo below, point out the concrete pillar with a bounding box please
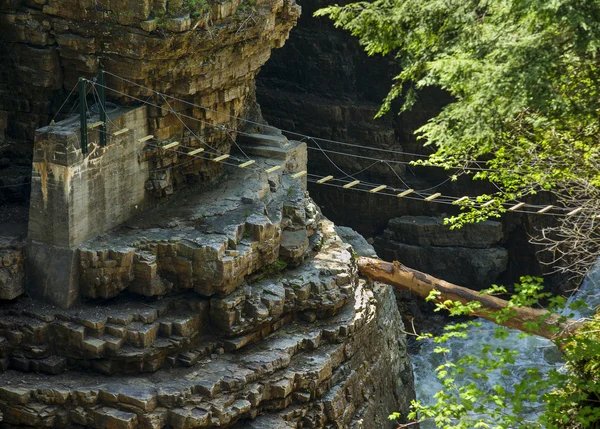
[26,106,151,308]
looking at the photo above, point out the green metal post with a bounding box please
[98,69,106,147]
[79,77,88,154]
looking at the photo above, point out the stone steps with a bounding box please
[0,221,355,376]
[77,153,317,301]
[0,282,399,429]
[237,132,289,148]
[0,293,209,374]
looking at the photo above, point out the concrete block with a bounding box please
[25,241,79,308]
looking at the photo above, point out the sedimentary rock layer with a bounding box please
[375,216,508,289]
[0,281,413,429]
[0,135,415,427]
[0,0,300,198]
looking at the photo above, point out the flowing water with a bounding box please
[410,264,600,428]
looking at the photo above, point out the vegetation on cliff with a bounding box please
[316,0,600,276]
[358,257,600,428]
[317,0,600,427]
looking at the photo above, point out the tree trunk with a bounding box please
[357,257,582,341]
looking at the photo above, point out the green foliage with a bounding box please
[256,259,288,278]
[315,0,600,226]
[388,412,402,421]
[315,234,326,251]
[187,0,211,18]
[153,10,169,29]
[236,0,257,15]
[389,279,600,428]
[271,259,288,270]
[318,1,600,426]
[544,315,600,428]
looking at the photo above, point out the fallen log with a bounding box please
[357,257,583,341]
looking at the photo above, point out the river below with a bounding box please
[409,263,600,428]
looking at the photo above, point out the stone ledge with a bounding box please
[0,220,355,376]
[385,216,504,249]
[0,282,414,429]
[78,142,310,301]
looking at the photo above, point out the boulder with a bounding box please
[335,226,378,258]
[375,216,508,289]
[384,216,504,249]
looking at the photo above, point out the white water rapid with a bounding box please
[410,263,600,429]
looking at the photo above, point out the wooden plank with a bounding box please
[291,171,307,179]
[343,180,360,189]
[87,121,104,129]
[238,160,255,168]
[188,148,205,156]
[567,207,583,216]
[317,175,333,184]
[212,154,230,162]
[481,199,495,207]
[537,205,554,214]
[397,189,414,198]
[112,128,129,136]
[370,185,386,194]
[137,135,154,143]
[508,202,526,211]
[265,165,282,173]
[424,192,442,201]
[162,141,179,150]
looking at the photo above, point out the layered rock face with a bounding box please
[0,280,413,428]
[256,0,458,193]
[0,0,300,200]
[0,1,418,426]
[0,135,415,427]
[256,0,571,292]
[254,0,510,283]
[375,216,508,289]
[256,0,406,186]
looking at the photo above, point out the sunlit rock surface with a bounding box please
[0,0,300,198]
[0,139,414,428]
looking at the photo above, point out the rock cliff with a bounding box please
[0,0,299,199]
[0,280,413,428]
[0,1,416,427]
[0,125,415,427]
[375,216,508,289]
[256,0,572,293]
